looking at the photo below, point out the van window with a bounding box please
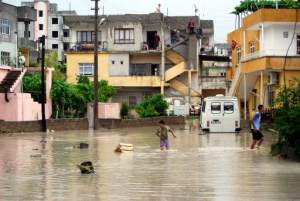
[211,102,221,114]
[202,101,206,112]
[224,102,234,114]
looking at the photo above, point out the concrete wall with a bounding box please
[0,116,185,133]
[0,93,52,121]
[108,53,129,76]
[263,24,300,56]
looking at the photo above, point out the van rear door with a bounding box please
[209,101,223,132]
[222,101,236,132]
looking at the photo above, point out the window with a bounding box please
[111,60,115,64]
[114,28,134,44]
[120,61,124,65]
[63,29,69,37]
[0,19,11,35]
[52,44,58,49]
[39,10,43,17]
[211,102,221,114]
[63,43,70,51]
[1,52,10,65]
[77,31,101,43]
[237,47,241,65]
[224,102,234,114]
[249,41,255,54]
[202,101,206,112]
[129,96,137,107]
[52,18,58,24]
[39,24,43,31]
[297,34,300,55]
[79,63,94,76]
[52,31,58,38]
[283,31,289,39]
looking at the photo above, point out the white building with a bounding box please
[19,0,76,62]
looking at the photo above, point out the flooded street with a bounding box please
[1,122,300,201]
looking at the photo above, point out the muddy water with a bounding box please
[0,123,300,201]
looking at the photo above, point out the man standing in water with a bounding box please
[156,120,176,150]
[250,105,264,149]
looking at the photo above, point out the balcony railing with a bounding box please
[242,49,300,62]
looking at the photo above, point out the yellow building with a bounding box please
[66,48,200,105]
[65,13,203,106]
[227,9,300,119]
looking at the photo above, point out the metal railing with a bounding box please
[242,49,300,62]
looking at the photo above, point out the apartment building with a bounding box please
[65,13,213,106]
[226,9,300,119]
[0,1,36,67]
[199,44,231,97]
[19,0,76,62]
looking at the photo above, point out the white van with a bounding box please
[200,95,241,133]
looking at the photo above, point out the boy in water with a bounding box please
[156,120,176,150]
[250,105,264,149]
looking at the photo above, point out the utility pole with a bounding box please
[39,35,47,132]
[92,0,99,130]
[160,14,165,95]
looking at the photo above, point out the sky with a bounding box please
[4,0,240,43]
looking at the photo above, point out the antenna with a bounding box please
[194,4,199,16]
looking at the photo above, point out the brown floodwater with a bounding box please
[0,121,300,201]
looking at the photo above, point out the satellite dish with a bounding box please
[19,55,26,65]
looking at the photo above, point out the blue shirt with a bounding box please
[252,112,261,130]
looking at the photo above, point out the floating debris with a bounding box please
[114,143,133,153]
[77,161,95,174]
[74,143,89,149]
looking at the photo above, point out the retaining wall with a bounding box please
[0,116,185,133]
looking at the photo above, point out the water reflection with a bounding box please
[0,122,300,201]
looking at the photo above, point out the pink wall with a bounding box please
[98,103,121,119]
[0,67,53,122]
[0,93,52,122]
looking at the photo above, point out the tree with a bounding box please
[136,94,169,118]
[272,79,300,158]
[22,73,42,102]
[23,73,117,118]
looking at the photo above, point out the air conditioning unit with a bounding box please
[268,72,279,85]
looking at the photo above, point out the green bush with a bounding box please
[136,94,168,118]
[272,79,300,159]
[121,103,129,118]
[23,74,117,118]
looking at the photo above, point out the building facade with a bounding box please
[0,1,36,67]
[19,0,76,62]
[226,9,300,119]
[65,13,212,106]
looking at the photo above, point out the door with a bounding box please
[147,31,157,50]
[209,101,223,132]
[222,101,236,132]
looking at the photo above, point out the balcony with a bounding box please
[108,76,162,87]
[241,50,300,74]
[201,76,227,89]
[242,50,300,62]
[17,6,36,22]
[69,41,106,52]
[243,9,300,30]
[18,38,37,50]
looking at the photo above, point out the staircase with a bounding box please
[169,80,200,97]
[228,65,241,96]
[0,70,22,93]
